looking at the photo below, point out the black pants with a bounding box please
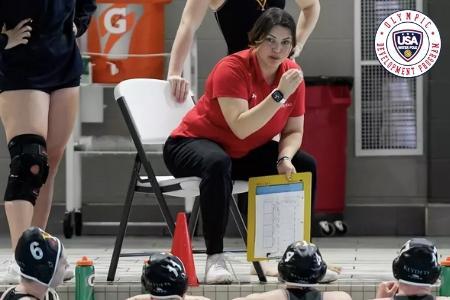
[163,137,317,255]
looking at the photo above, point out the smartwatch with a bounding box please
[271,89,286,104]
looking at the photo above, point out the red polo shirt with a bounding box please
[171,49,305,158]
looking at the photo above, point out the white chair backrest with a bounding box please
[114,79,194,145]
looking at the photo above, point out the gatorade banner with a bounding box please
[87,0,171,83]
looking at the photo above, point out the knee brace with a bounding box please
[4,134,49,205]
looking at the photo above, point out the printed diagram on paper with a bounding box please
[254,182,304,259]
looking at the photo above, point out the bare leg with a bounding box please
[32,87,79,229]
[4,201,34,252]
[0,90,49,251]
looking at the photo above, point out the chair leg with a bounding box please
[229,195,267,283]
[107,157,140,282]
[140,157,176,235]
[188,196,201,240]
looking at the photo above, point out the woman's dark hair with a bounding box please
[248,7,297,57]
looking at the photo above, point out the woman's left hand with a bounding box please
[277,159,296,180]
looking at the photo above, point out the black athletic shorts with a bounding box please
[0,76,80,94]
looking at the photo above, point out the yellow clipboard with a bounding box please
[247,172,312,261]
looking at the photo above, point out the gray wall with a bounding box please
[428,0,450,203]
[425,0,450,235]
[0,0,448,236]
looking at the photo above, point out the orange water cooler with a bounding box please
[87,0,171,83]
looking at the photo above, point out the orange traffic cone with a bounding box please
[171,212,199,286]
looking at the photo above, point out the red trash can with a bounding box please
[302,76,353,236]
[87,0,171,83]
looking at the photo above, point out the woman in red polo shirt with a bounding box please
[163,7,316,284]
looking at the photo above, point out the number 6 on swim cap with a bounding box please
[15,227,63,287]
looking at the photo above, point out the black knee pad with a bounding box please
[4,134,49,205]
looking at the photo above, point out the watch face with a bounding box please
[272,90,284,102]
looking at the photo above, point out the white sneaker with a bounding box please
[205,253,233,284]
[319,269,339,283]
[0,261,73,284]
[1,261,20,284]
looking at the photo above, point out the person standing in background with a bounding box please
[0,0,96,283]
[167,0,320,102]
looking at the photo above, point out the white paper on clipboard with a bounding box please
[253,182,305,259]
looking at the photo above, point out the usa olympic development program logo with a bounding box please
[375,10,441,77]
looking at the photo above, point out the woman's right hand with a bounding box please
[277,159,296,180]
[168,75,190,103]
[277,69,303,99]
[1,18,32,50]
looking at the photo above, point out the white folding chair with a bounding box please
[107,78,266,282]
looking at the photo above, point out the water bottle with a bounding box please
[440,257,450,296]
[76,256,95,300]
